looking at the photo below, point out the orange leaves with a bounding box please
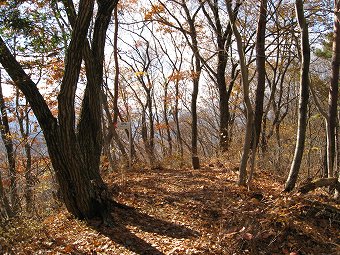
[155,122,168,130]
[167,70,196,82]
[144,4,165,21]
[46,59,64,85]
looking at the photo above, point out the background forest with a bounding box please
[0,0,339,254]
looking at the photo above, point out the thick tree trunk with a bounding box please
[284,0,310,192]
[0,0,119,220]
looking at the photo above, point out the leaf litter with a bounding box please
[1,163,339,254]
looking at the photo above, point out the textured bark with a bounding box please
[284,0,310,192]
[253,0,267,150]
[0,0,118,219]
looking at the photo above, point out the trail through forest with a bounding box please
[1,162,339,254]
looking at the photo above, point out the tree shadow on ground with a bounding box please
[89,203,200,255]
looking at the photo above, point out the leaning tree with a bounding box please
[0,0,118,220]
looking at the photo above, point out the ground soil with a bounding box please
[1,163,339,254]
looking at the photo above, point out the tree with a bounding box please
[252,0,267,151]
[147,0,204,169]
[200,0,239,152]
[226,0,254,186]
[327,0,340,180]
[0,0,118,220]
[284,0,310,192]
[0,72,19,214]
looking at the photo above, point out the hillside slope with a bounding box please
[1,164,339,254]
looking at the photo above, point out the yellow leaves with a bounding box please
[0,0,7,6]
[134,71,147,77]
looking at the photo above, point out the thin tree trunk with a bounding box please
[163,82,173,156]
[227,0,254,186]
[0,69,12,218]
[174,80,184,162]
[191,70,200,169]
[253,0,267,150]
[327,0,340,179]
[284,0,310,192]
[0,170,12,218]
[0,77,19,213]
[15,96,34,212]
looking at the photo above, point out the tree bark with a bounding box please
[253,0,267,150]
[0,0,119,220]
[0,76,19,213]
[182,2,202,169]
[227,0,254,185]
[327,0,340,179]
[284,0,310,192]
[298,178,340,194]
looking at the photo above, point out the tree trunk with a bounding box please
[0,0,119,220]
[15,96,34,212]
[191,71,200,170]
[163,82,173,156]
[0,170,12,219]
[0,77,19,213]
[253,0,267,150]
[298,178,340,194]
[174,80,184,162]
[327,0,340,179]
[227,0,254,186]
[284,0,310,192]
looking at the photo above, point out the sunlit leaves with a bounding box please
[144,3,165,21]
[134,71,147,77]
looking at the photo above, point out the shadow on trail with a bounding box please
[89,203,200,255]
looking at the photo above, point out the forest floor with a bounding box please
[1,161,340,254]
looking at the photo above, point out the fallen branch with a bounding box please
[298,178,340,194]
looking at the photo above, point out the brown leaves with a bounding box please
[2,165,339,254]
